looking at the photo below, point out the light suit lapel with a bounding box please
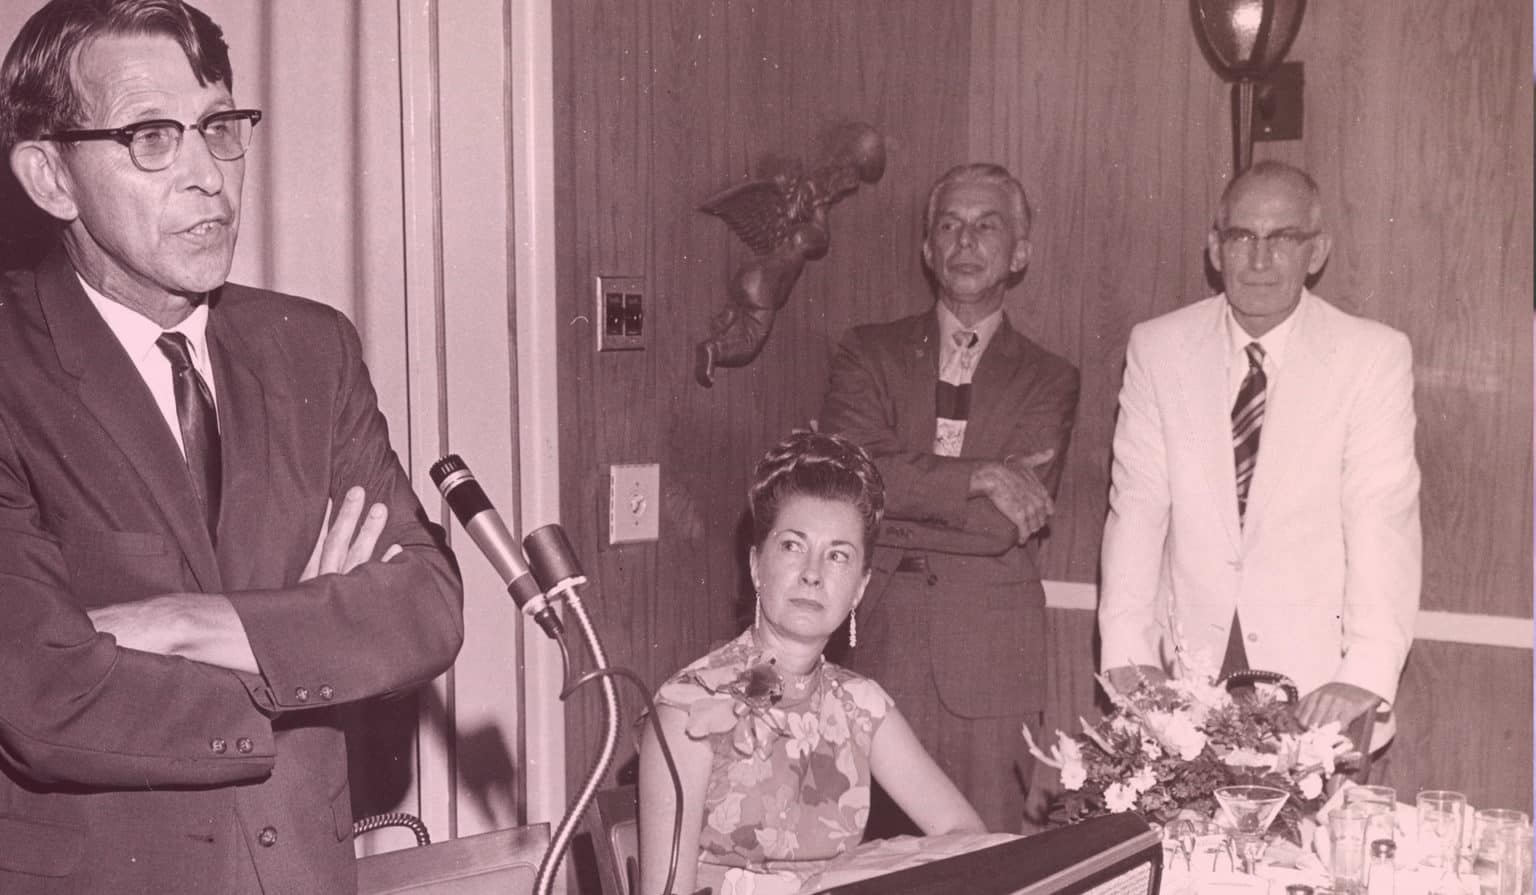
[1172,301,1243,552]
[1241,292,1331,542]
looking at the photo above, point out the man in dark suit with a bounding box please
[0,2,464,892]
[819,163,1079,834]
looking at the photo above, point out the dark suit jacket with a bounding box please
[0,249,464,894]
[819,309,1079,718]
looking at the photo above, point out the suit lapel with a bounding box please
[207,301,272,588]
[960,318,1025,459]
[1171,302,1243,552]
[37,251,221,590]
[896,313,940,450]
[1241,293,1332,540]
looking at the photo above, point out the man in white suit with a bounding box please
[1098,161,1420,746]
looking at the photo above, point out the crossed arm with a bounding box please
[87,485,401,674]
[818,328,1079,555]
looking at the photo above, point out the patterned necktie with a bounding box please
[934,330,980,456]
[157,332,222,539]
[1231,341,1266,525]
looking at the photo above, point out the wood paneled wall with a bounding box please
[553,0,1532,827]
[967,0,1533,811]
[552,0,974,786]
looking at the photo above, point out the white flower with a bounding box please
[1104,782,1138,813]
[1144,710,1207,760]
[1129,765,1158,795]
[1297,771,1323,799]
[1061,759,1088,791]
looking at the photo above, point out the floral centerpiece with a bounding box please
[1023,651,1358,845]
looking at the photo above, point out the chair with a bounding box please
[355,820,549,895]
[586,784,640,895]
[1222,669,1375,782]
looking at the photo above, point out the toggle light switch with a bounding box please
[609,463,659,544]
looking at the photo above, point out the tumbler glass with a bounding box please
[1416,791,1468,872]
[1329,804,1373,895]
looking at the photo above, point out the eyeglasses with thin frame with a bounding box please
[42,108,263,173]
[1217,226,1320,256]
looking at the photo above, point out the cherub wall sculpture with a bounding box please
[694,122,886,387]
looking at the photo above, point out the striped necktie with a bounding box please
[1231,341,1266,525]
[1221,341,1266,680]
[157,332,222,539]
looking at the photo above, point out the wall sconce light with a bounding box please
[1191,0,1307,174]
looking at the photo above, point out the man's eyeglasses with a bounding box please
[42,109,263,173]
[1217,227,1319,256]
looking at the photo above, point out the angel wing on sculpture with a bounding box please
[694,122,886,387]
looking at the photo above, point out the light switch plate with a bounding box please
[609,463,659,544]
[595,274,647,351]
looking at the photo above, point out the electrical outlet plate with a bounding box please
[595,274,647,351]
[609,463,659,544]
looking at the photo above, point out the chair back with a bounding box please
[587,784,640,895]
[356,822,549,895]
[1221,669,1375,782]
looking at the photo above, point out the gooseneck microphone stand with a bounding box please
[522,524,689,895]
[523,524,619,895]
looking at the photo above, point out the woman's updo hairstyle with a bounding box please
[748,430,885,568]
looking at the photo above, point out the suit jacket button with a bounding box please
[1246,632,1259,643]
[294,686,310,702]
[236,737,254,754]
[209,738,227,754]
[258,826,278,847]
[318,684,335,701]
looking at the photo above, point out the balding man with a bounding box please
[1098,160,1421,755]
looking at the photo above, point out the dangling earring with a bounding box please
[754,593,762,630]
[848,611,858,648]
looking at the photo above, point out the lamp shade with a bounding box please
[1192,0,1306,81]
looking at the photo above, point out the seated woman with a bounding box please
[639,431,985,895]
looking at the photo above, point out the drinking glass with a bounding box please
[1473,809,1531,895]
[1497,825,1534,895]
[1329,804,1373,895]
[1346,785,1398,809]
[1416,791,1468,873]
[1214,785,1290,875]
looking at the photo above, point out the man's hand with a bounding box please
[1103,663,1169,695]
[1296,682,1382,730]
[302,486,401,581]
[970,449,1055,543]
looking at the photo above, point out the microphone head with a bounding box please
[429,454,468,490]
[523,523,584,591]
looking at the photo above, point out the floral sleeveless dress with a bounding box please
[655,629,893,893]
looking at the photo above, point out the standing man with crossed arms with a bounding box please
[820,163,1079,833]
[1098,160,1421,752]
[0,1,463,891]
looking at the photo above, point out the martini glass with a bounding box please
[1214,785,1290,875]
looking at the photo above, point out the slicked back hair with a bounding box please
[923,162,1033,239]
[748,431,885,571]
[0,0,232,158]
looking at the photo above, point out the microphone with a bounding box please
[429,454,564,640]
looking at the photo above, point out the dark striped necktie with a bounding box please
[1221,341,1266,680]
[157,332,222,540]
[1231,341,1266,525]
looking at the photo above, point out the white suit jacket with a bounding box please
[1098,290,1421,740]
